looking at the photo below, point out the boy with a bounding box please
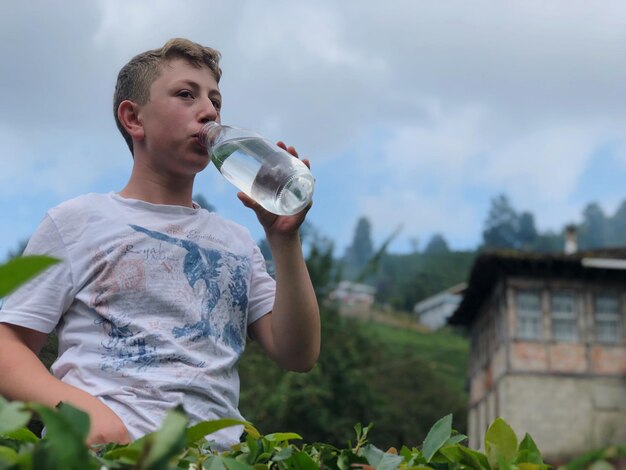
[0,38,320,449]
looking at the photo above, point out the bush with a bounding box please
[0,397,550,469]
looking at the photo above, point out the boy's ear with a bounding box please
[117,100,145,141]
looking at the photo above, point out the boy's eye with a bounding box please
[212,100,222,110]
[178,90,194,99]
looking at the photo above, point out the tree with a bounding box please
[517,211,538,250]
[482,194,520,249]
[608,200,626,247]
[424,234,450,254]
[343,217,374,280]
[579,203,607,249]
[532,231,564,253]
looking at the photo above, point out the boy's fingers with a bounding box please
[287,146,298,157]
[276,141,299,158]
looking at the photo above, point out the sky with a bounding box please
[2,0,626,261]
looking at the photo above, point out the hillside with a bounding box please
[239,307,470,449]
[359,319,469,395]
[371,250,477,312]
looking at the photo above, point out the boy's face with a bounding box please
[136,58,222,177]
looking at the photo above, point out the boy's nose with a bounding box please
[198,99,219,123]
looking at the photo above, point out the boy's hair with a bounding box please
[113,38,222,154]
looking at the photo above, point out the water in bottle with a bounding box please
[201,123,315,216]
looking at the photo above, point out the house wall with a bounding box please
[505,277,626,374]
[497,374,626,461]
[468,281,508,449]
[415,292,463,330]
[466,275,626,458]
[469,374,626,459]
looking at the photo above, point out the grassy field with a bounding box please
[359,318,470,396]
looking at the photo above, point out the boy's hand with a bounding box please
[85,402,131,446]
[237,141,312,238]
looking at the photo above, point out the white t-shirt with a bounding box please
[0,192,276,449]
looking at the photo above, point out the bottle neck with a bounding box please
[198,121,221,150]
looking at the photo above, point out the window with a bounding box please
[594,294,621,343]
[551,291,578,341]
[516,290,542,340]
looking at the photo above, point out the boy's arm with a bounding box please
[248,231,320,372]
[0,323,130,445]
[242,142,320,372]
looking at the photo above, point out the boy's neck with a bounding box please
[119,171,196,208]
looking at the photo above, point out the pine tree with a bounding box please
[343,217,374,280]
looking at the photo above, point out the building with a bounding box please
[449,248,626,462]
[414,283,467,330]
[328,280,376,306]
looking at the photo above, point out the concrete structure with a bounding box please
[449,249,626,462]
[328,281,376,306]
[414,283,466,330]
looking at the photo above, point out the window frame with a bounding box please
[515,289,543,340]
[593,292,621,344]
[550,290,579,342]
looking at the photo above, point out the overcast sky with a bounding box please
[2,0,626,260]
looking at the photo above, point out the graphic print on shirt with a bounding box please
[92,225,250,373]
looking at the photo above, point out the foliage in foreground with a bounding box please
[0,397,551,470]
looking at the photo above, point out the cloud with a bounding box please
[3,0,626,255]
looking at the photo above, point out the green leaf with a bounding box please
[497,453,515,470]
[514,433,543,465]
[270,446,294,462]
[202,455,256,470]
[0,398,31,434]
[457,446,490,470]
[29,403,90,470]
[0,256,60,297]
[282,451,319,470]
[360,444,404,470]
[444,434,468,446]
[264,432,303,443]
[0,426,40,444]
[186,418,259,446]
[421,414,452,462]
[517,464,545,470]
[484,418,518,469]
[399,445,424,467]
[245,433,260,462]
[56,402,90,440]
[438,444,462,463]
[223,457,257,470]
[137,405,189,470]
[102,446,142,462]
[0,446,18,464]
[204,456,229,470]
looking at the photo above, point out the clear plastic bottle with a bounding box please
[199,122,315,216]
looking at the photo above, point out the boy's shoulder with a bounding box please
[48,192,108,214]
[46,193,258,248]
[51,192,109,208]
[46,192,113,222]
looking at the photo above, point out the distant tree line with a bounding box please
[340,216,473,312]
[482,194,626,252]
[339,194,626,312]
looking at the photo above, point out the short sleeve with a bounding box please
[0,215,75,333]
[246,243,276,325]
